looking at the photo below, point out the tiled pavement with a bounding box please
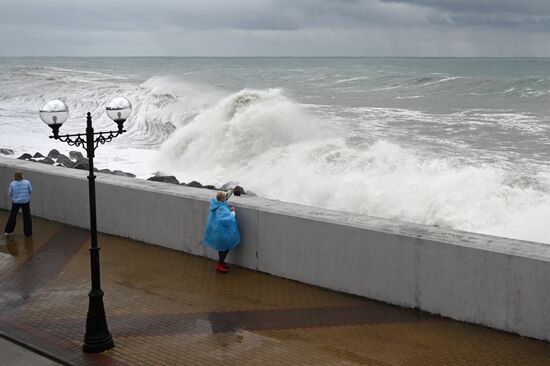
[1,210,549,365]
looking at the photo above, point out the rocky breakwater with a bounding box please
[1,147,250,196]
[147,174,249,196]
[11,148,137,177]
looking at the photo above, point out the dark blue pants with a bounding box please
[4,202,32,236]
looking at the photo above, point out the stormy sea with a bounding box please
[1,57,550,244]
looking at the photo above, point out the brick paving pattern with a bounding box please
[1,210,549,365]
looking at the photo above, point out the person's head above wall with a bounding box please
[14,170,23,181]
[216,191,227,202]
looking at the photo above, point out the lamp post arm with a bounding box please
[92,130,126,150]
[50,133,87,149]
[50,130,125,151]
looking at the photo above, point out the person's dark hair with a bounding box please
[14,170,23,181]
[233,186,245,196]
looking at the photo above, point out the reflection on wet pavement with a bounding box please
[1,210,550,366]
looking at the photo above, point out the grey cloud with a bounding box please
[0,0,445,32]
[1,0,550,56]
[0,0,304,31]
[380,0,550,15]
[380,0,550,28]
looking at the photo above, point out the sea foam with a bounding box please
[157,87,550,244]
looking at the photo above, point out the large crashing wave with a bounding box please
[158,88,550,244]
[158,88,318,171]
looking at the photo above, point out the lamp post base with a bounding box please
[83,333,114,353]
[82,289,114,353]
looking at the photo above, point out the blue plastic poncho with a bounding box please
[203,198,240,251]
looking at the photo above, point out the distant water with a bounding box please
[1,57,550,244]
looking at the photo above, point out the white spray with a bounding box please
[158,88,550,244]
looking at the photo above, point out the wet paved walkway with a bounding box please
[1,210,549,365]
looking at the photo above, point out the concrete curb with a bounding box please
[0,332,70,366]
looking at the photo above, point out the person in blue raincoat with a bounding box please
[203,190,240,273]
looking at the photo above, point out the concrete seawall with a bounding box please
[1,156,549,341]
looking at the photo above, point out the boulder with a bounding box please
[75,157,89,165]
[0,148,14,155]
[187,180,203,188]
[47,149,61,159]
[99,169,113,174]
[203,185,216,190]
[33,152,45,158]
[69,150,85,161]
[56,154,74,168]
[124,172,136,178]
[74,161,89,171]
[147,175,180,185]
[18,153,32,160]
[39,157,55,165]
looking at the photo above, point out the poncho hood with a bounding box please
[209,198,226,211]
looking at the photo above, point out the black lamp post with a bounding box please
[39,97,132,353]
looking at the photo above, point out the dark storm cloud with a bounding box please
[1,0,550,56]
[380,0,550,28]
[380,0,550,15]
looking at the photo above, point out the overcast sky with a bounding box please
[2,0,550,57]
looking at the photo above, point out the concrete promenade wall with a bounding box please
[1,156,549,341]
